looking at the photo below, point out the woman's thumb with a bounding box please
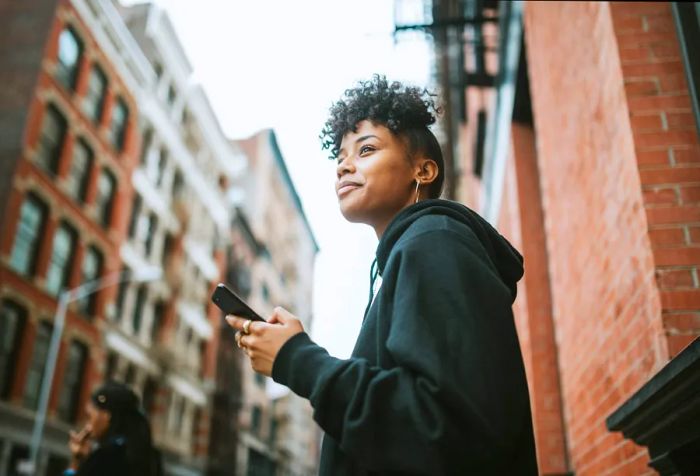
[272,306,291,324]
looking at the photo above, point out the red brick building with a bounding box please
[396,1,700,474]
[0,0,139,472]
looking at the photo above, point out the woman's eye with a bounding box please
[359,145,375,155]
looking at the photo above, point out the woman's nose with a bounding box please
[336,156,355,178]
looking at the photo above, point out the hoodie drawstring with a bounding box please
[363,258,379,321]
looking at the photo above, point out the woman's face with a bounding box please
[335,120,417,235]
[85,400,111,439]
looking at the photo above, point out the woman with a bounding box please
[228,75,538,475]
[64,381,162,476]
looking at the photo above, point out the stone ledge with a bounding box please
[606,337,700,475]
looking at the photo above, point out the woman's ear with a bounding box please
[414,158,439,185]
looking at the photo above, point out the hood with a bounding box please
[376,199,524,300]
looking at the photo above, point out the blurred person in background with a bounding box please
[227,75,538,475]
[64,381,162,476]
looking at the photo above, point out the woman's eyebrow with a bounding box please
[356,134,379,145]
[339,134,380,156]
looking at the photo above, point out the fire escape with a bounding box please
[394,0,523,216]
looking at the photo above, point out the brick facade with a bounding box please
[610,1,700,359]
[445,1,700,474]
[0,0,138,471]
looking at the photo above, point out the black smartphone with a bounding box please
[211,283,265,322]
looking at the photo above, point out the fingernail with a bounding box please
[225,315,233,323]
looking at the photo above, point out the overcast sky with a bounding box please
[125,0,432,359]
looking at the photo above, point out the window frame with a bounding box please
[83,64,108,124]
[23,321,53,410]
[95,168,116,228]
[56,340,87,422]
[9,193,48,278]
[35,104,68,175]
[109,97,129,151]
[45,221,78,296]
[56,25,83,91]
[132,285,148,334]
[0,300,27,399]
[66,138,93,203]
[672,3,700,140]
[76,245,103,317]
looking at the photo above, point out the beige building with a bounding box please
[234,130,320,476]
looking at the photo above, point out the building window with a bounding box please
[169,393,184,433]
[144,213,158,257]
[269,417,278,444]
[171,170,184,200]
[153,62,163,79]
[24,321,52,410]
[45,222,77,296]
[0,300,27,398]
[140,128,153,165]
[250,405,262,435]
[161,233,173,266]
[673,3,700,137]
[95,168,116,228]
[57,341,87,422]
[109,97,129,151]
[155,149,168,187]
[66,139,93,202]
[9,194,47,277]
[128,195,142,239]
[132,285,147,334]
[115,277,129,321]
[35,104,67,175]
[76,246,102,316]
[105,352,118,381]
[56,26,82,90]
[83,65,108,123]
[167,84,177,106]
[151,301,165,342]
[142,377,158,415]
[124,363,136,386]
[8,445,30,476]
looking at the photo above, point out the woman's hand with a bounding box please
[226,306,304,376]
[68,426,91,468]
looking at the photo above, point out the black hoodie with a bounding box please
[272,199,538,475]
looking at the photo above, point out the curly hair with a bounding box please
[320,75,445,198]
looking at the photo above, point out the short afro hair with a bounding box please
[320,75,445,198]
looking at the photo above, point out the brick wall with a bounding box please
[522,2,669,474]
[0,0,139,434]
[509,124,569,475]
[610,1,700,358]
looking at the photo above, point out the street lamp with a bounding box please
[20,265,162,475]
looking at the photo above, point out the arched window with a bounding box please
[56,26,83,90]
[9,193,48,277]
[45,221,78,296]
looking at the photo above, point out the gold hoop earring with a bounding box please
[414,179,420,204]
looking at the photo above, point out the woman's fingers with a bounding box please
[225,315,263,334]
[78,426,91,441]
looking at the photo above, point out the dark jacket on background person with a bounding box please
[272,199,538,475]
[74,437,129,476]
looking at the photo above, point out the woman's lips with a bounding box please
[337,183,361,197]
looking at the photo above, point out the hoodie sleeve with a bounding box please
[271,227,530,474]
